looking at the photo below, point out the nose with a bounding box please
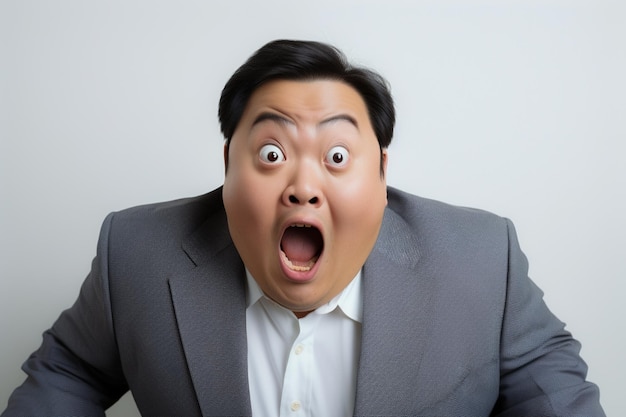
[282,163,323,207]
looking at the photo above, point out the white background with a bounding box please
[1,1,623,415]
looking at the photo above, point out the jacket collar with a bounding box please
[170,204,252,416]
[354,206,437,416]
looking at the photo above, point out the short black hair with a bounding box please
[218,39,395,151]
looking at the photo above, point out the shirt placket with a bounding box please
[279,313,320,417]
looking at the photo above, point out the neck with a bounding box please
[293,310,313,319]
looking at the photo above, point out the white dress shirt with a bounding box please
[246,270,363,417]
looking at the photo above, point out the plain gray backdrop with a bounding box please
[1,1,623,416]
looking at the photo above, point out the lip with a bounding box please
[277,216,325,283]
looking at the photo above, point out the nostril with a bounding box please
[288,195,319,205]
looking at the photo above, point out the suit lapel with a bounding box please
[168,209,252,416]
[354,207,437,416]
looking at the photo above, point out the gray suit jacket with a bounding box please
[3,187,604,416]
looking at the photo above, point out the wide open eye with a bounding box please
[325,146,349,167]
[259,144,285,163]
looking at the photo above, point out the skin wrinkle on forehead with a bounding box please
[251,111,359,131]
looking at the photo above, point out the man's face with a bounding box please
[222,79,388,315]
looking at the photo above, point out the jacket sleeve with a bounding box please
[491,218,605,416]
[1,213,128,416]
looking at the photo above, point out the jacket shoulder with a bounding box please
[109,187,224,231]
[386,186,507,233]
[101,187,230,267]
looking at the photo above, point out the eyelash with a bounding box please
[259,143,285,163]
[325,146,349,167]
[257,143,350,168]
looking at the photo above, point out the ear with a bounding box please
[223,143,229,174]
[380,148,388,179]
[381,148,389,206]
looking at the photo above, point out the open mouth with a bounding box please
[280,224,324,272]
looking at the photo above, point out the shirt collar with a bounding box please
[245,269,363,323]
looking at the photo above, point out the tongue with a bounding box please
[281,227,322,262]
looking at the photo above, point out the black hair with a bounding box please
[218,40,395,152]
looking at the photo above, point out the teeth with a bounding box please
[290,224,312,228]
[280,251,318,272]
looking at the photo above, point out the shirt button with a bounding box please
[290,400,301,411]
[295,344,304,355]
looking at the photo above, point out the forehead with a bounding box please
[241,79,370,124]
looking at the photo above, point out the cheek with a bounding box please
[329,169,387,230]
[223,167,281,231]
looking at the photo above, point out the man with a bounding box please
[2,40,604,416]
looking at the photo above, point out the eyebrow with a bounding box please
[251,112,359,130]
